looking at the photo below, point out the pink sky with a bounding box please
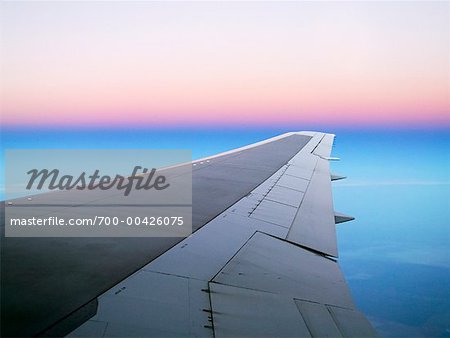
[1,1,448,128]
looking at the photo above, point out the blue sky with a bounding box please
[330,130,449,336]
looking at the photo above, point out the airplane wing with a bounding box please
[1,131,377,337]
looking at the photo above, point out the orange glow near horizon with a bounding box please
[1,1,449,128]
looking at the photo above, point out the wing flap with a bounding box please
[286,157,338,257]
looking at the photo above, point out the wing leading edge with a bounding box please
[63,131,377,337]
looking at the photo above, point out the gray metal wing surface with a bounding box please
[63,131,377,337]
[1,131,377,337]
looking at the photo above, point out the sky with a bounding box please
[332,130,450,337]
[1,1,449,128]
